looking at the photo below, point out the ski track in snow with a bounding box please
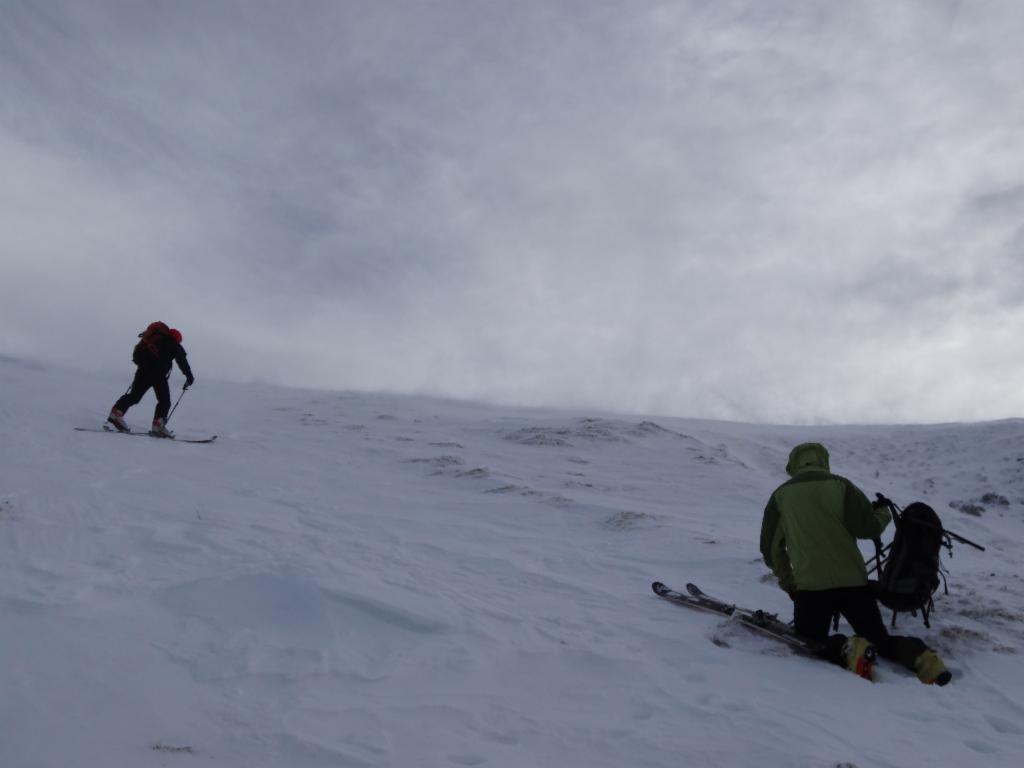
[2,357,1024,767]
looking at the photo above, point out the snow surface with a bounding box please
[2,355,1023,768]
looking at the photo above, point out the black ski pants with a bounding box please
[114,365,171,421]
[792,585,927,672]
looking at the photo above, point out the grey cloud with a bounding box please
[2,1,1024,423]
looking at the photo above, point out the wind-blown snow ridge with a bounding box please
[1,357,1023,767]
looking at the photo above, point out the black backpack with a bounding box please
[874,502,950,628]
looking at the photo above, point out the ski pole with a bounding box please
[866,541,892,576]
[884,495,985,552]
[873,494,986,553]
[942,528,986,552]
[166,387,187,425]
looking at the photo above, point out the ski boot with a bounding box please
[150,418,175,438]
[914,650,952,686]
[842,636,877,681]
[107,408,130,432]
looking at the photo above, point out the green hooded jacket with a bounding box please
[759,443,890,593]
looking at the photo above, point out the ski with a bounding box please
[652,581,824,654]
[686,581,750,607]
[685,583,764,614]
[74,426,217,444]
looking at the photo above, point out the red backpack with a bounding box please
[132,321,172,364]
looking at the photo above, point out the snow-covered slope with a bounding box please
[2,356,1022,767]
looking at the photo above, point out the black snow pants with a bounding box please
[114,365,171,421]
[792,585,927,672]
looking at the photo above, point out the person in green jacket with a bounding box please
[760,442,951,685]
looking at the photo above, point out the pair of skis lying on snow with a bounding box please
[652,581,824,655]
[74,424,217,444]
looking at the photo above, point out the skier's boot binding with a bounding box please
[914,649,952,686]
[150,418,174,438]
[107,408,129,432]
[842,636,877,681]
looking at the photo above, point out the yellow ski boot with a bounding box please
[914,650,952,686]
[842,636,877,681]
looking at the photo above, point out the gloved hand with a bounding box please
[184,375,195,390]
[873,493,893,510]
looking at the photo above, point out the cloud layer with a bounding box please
[2,0,1023,423]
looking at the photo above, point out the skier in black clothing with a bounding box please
[108,322,195,437]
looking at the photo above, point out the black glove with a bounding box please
[872,493,892,510]
[184,375,195,390]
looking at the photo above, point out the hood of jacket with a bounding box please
[785,442,830,476]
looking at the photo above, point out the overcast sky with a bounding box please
[2,1,1023,424]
